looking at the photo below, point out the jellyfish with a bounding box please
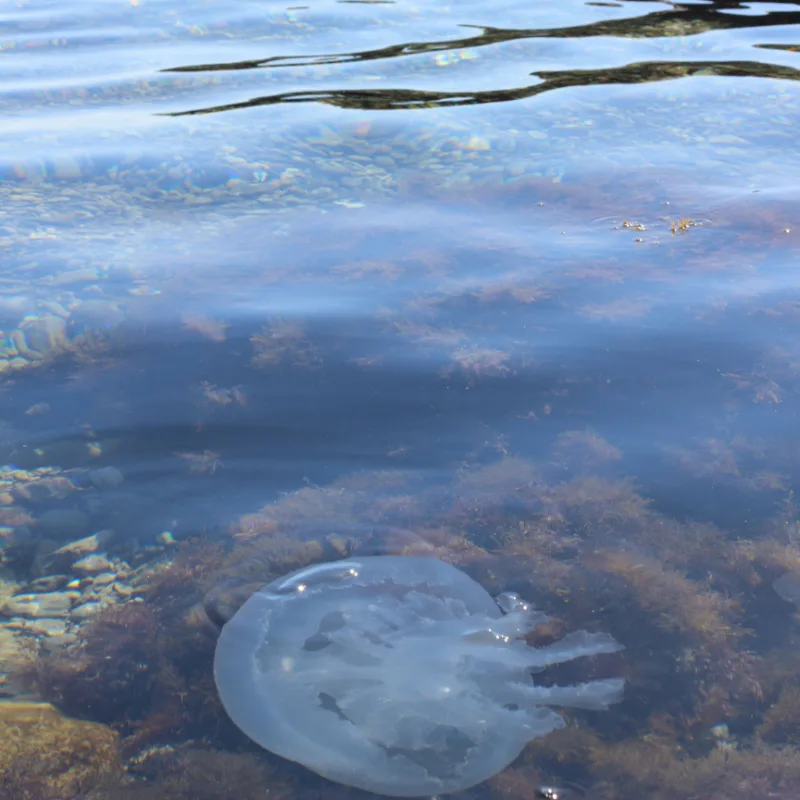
[773,570,800,605]
[214,556,624,796]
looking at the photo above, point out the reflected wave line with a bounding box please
[161,59,800,116]
[159,3,800,75]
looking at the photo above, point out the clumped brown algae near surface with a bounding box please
[5,435,800,800]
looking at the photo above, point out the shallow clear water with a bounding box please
[1,0,800,797]
[2,0,799,537]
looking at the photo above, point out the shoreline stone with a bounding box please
[1,591,72,618]
[72,554,114,574]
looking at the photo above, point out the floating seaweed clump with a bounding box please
[250,320,321,370]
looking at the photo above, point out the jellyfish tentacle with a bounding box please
[525,630,624,668]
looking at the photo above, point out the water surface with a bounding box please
[1,0,800,798]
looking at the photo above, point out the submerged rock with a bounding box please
[0,700,119,796]
[37,529,115,574]
[2,591,72,618]
[202,577,265,631]
[18,574,70,593]
[214,555,623,796]
[72,554,114,574]
[70,600,109,620]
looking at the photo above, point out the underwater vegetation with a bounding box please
[8,434,800,799]
[87,747,294,800]
[250,321,322,370]
[20,541,227,744]
[3,2,800,799]
[0,700,119,799]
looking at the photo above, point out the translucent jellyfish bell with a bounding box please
[214,556,624,796]
[773,570,800,604]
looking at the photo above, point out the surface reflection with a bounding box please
[1,0,800,797]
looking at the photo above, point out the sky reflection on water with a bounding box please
[1,0,799,588]
[1,0,800,798]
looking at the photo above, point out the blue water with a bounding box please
[2,0,800,796]
[1,0,799,535]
